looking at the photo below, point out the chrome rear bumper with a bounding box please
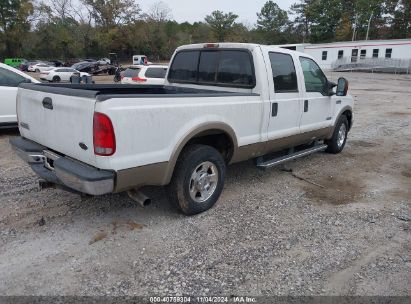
[10,137,115,196]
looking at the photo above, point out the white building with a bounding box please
[279,39,411,71]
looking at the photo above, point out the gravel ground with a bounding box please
[0,72,410,297]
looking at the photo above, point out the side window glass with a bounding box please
[145,67,167,79]
[269,52,298,93]
[0,67,27,87]
[299,57,328,95]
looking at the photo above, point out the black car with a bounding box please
[71,61,116,75]
[50,60,65,67]
[19,60,38,71]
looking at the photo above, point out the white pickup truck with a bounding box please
[11,43,353,215]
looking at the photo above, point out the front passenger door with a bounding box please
[298,57,333,133]
[266,52,303,141]
[62,69,74,81]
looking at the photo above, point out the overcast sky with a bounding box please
[138,0,296,25]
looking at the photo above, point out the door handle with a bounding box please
[272,103,278,117]
[304,100,309,112]
[42,97,53,110]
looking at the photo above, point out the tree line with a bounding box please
[0,0,410,61]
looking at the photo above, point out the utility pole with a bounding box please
[352,15,359,41]
[366,11,374,41]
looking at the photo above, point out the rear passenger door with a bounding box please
[298,57,333,133]
[266,51,302,140]
[61,69,73,81]
[54,69,66,81]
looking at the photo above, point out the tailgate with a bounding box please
[17,86,97,167]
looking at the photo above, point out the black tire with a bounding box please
[166,144,226,215]
[326,115,349,154]
[52,76,61,83]
[35,69,40,73]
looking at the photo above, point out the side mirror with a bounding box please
[336,77,349,96]
[327,81,337,96]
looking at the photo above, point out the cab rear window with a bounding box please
[168,51,199,82]
[168,49,255,88]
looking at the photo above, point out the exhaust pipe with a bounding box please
[127,189,151,207]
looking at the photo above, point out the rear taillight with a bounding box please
[93,112,116,156]
[131,76,147,82]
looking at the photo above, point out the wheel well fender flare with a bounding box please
[327,106,353,139]
[163,122,238,184]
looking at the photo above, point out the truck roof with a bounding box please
[175,43,312,60]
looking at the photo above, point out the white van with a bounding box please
[132,55,148,65]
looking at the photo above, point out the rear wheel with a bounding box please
[166,145,226,215]
[326,115,349,154]
[52,76,61,83]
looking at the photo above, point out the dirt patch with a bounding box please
[302,175,366,205]
[89,220,143,245]
[402,170,411,178]
[387,112,411,116]
[89,231,108,245]
[111,219,143,234]
[349,140,379,148]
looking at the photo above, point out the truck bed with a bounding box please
[19,83,256,101]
